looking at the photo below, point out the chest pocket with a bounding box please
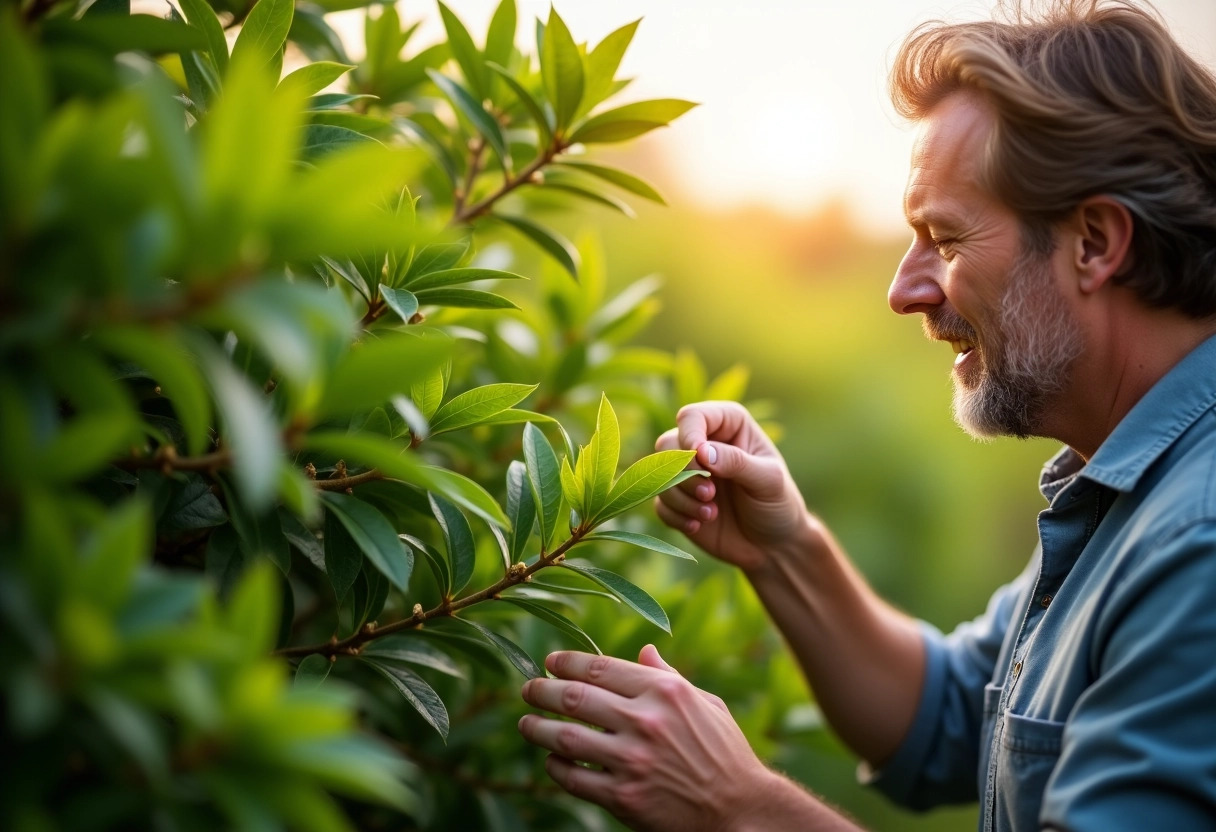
[981,684,1068,831]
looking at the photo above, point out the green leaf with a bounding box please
[316,332,451,420]
[429,383,536,435]
[321,256,370,301]
[553,160,665,204]
[280,509,325,570]
[523,423,562,549]
[453,617,542,678]
[288,4,350,63]
[425,69,508,170]
[437,2,487,100]
[560,455,584,515]
[231,0,295,69]
[501,598,601,654]
[179,0,229,76]
[559,561,669,633]
[228,562,281,651]
[595,450,700,523]
[487,61,551,145]
[583,394,619,515]
[412,288,519,310]
[540,7,583,132]
[580,530,696,561]
[405,267,526,291]
[485,0,517,68]
[570,98,698,145]
[429,494,474,594]
[378,284,419,323]
[542,180,637,217]
[399,533,449,597]
[580,19,639,117]
[79,499,151,613]
[205,525,248,598]
[415,466,510,528]
[526,578,619,602]
[42,14,207,55]
[363,636,465,678]
[406,240,469,280]
[96,329,212,456]
[362,657,450,740]
[294,654,333,689]
[281,61,355,96]
[301,124,376,160]
[320,492,412,594]
[473,409,557,428]
[505,461,535,563]
[160,476,227,533]
[410,365,447,422]
[493,214,579,279]
[224,482,291,574]
[308,92,378,110]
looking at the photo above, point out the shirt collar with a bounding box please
[1077,332,1216,493]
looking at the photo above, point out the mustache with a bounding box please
[923,307,978,342]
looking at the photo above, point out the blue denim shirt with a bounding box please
[865,333,1216,830]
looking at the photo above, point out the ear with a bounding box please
[1069,196,1135,295]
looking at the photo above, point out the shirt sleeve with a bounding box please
[861,555,1038,810]
[1041,520,1216,830]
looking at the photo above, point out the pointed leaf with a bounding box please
[407,240,469,279]
[301,124,375,160]
[494,214,579,279]
[412,288,519,310]
[474,409,557,428]
[487,61,551,145]
[362,657,450,739]
[406,267,526,291]
[280,509,325,570]
[415,466,510,528]
[429,383,537,435]
[583,394,619,515]
[540,7,583,131]
[501,598,600,653]
[320,492,412,593]
[429,495,475,594]
[321,256,370,302]
[485,0,517,68]
[559,562,669,633]
[596,450,700,523]
[453,617,543,678]
[542,181,636,217]
[523,423,561,549]
[527,578,619,602]
[179,0,229,76]
[410,365,447,421]
[438,2,487,100]
[580,19,638,116]
[399,533,449,597]
[560,455,584,515]
[323,504,362,600]
[363,637,465,678]
[554,160,664,203]
[280,60,354,96]
[231,0,294,68]
[378,285,419,323]
[570,98,697,145]
[425,69,508,169]
[295,654,332,689]
[580,530,696,561]
[505,461,535,563]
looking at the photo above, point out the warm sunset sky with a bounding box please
[335,1,1215,235]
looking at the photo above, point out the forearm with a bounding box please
[744,513,925,767]
[727,768,866,832]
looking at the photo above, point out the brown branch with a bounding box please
[313,468,385,491]
[114,446,230,475]
[451,139,568,226]
[274,528,588,658]
[451,137,487,218]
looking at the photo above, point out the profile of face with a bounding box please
[890,93,1082,441]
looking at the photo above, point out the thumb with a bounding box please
[698,440,784,498]
[638,644,679,674]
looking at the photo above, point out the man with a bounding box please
[518,2,1216,829]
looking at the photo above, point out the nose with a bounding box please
[888,239,946,315]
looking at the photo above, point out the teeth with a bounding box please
[950,340,975,355]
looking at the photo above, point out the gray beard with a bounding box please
[953,247,1083,440]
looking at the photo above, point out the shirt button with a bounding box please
[1013,660,1023,679]
[1041,594,1053,608]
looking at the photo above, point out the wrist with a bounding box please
[740,511,832,582]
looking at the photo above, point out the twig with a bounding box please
[452,141,566,225]
[114,446,230,475]
[451,137,487,218]
[274,529,587,658]
[313,468,385,491]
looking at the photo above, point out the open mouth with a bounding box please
[949,339,975,366]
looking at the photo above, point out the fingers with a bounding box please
[543,651,670,698]
[518,715,625,768]
[542,754,616,806]
[657,481,716,523]
[675,401,751,454]
[655,498,702,536]
[521,677,631,731]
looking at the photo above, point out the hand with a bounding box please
[655,401,809,572]
[518,646,776,832]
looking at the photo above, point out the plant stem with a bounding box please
[314,468,385,490]
[114,446,231,475]
[451,140,567,226]
[451,137,487,218]
[274,528,587,658]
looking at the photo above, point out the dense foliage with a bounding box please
[0,0,783,828]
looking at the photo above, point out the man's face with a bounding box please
[888,93,1081,439]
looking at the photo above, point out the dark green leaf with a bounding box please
[280,508,325,570]
[362,657,450,740]
[43,14,207,55]
[505,461,535,563]
[316,332,452,419]
[580,530,696,561]
[501,598,600,653]
[406,240,469,279]
[321,492,412,593]
[425,69,508,169]
[452,617,542,678]
[224,482,291,574]
[295,654,332,689]
[540,7,583,132]
[302,124,376,160]
[526,578,619,602]
[412,288,519,310]
[429,383,536,435]
[437,2,487,99]
[523,423,561,549]
[363,637,465,678]
[205,525,247,598]
[399,533,449,597]
[493,214,579,279]
[559,561,669,633]
[378,284,419,323]
[288,4,350,63]
[487,61,551,145]
[231,0,295,68]
[429,494,474,594]
[553,160,665,203]
[320,256,371,301]
[179,0,229,76]
[160,475,226,533]
[406,267,526,291]
[323,503,362,601]
[418,466,509,530]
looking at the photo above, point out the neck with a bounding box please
[1042,298,1216,461]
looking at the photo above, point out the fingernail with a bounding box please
[696,483,712,500]
[704,443,718,465]
[685,518,700,534]
[698,504,713,521]
[518,715,529,733]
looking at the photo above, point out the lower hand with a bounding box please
[518,646,776,832]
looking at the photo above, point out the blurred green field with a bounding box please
[538,193,1058,830]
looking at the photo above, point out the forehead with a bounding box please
[904,94,998,226]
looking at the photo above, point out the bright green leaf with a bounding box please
[523,422,562,549]
[179,0,229,76]
[505,461,535,563]
[583,394,619,515]
[405,267,526,291]
[429,383,536,435]
[553,159,664,203]
[487,61,551,145]
[425,69,508,169]
[316,332,451,420]
[438,2,487,100]
[595,449,700,523]
[231,0,295,69]
[281,61,355,96]
[580,529,696,561]
[493,214,579,279]
[412,288,519,310]
[579,19,638,117]
[570,98,697,145]
[540,7,583,132]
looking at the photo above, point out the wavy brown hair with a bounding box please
[890,0,1216,317]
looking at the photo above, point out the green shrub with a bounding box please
[0,0,794,829]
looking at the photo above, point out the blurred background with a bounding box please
[337,1,1215,828]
